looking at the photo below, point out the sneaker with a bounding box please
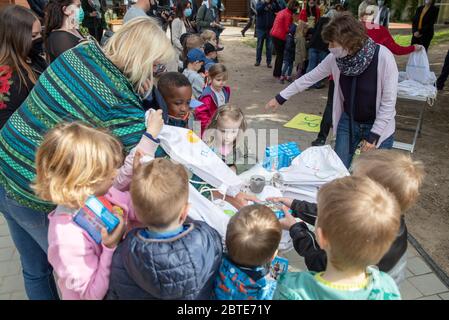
[255,62,261,66]
[241,30,245,37]
[267,63,272,68]
[311,138,326,146]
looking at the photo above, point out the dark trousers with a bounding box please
[411,33,433,51]
[85,19,104,42]
[272,37,285,78]
[242,15,255,34]
[317,80,334,141]
[256,29,272,65]
[437,50,449,90]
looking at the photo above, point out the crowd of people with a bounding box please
[0,0,447,301]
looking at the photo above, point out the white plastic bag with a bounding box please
[406,50,435,84]
[158,125,243,197]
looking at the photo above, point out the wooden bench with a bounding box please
[223,16,249,27]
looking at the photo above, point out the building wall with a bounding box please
[222,0,247,17]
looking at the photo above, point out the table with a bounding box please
[393,92,435,153]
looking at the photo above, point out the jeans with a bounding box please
[334,112,394,169]
[0,185,59,300]
[306,48,329,87]
[272,37,286,78]
[281,60,294,77]
[242,15,255,34]
[256,28,272,65]
[437,49,449,90]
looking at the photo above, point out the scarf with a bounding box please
[336,37,377,77]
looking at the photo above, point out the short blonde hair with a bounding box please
[317,176,401,272]
[226,204,282,267]
[130,158,189,229]
[200,30,216,42]
[352,150,425,212]
[33,122,123,209]
[103,17,175,93]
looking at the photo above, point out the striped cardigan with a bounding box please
[0,40,146,212]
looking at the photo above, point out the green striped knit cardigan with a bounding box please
[0,40,146,212]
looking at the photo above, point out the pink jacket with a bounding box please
[47,134,159,300]
[278,45,398,146]
[195,86,231,135]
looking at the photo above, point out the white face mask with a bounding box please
[424,0,431,4]
[329,47,348,58]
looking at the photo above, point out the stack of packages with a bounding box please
[263,142,301,171]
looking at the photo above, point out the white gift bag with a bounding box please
[158,125,243,197]
[406,50,435,84]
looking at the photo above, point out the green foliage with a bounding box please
[393,28,449,47]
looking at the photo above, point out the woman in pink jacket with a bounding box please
[266,12,398,168]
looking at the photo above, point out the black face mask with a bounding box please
[29,37,44,59]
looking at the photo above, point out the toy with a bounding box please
[249,175,266,193]
[270,256,289,280]
[263,142,301,171]
[259,201,290,219]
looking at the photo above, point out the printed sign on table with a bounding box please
[284,113,322,133]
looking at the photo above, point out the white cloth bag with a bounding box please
[406,50,435,84]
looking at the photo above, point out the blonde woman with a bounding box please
[0,17,174,299]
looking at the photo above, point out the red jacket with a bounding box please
[299,7,320,24]
[270,9,294,41]
[195,85,231,135]
[364,22,415,56]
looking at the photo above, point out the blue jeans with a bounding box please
[281,60,294,77]
[0,185,59,300]
[335,112,394,169]
[256,29,272,65]
[306,48,329,87]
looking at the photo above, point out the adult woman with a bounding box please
[196,0,223,45]
[299,0,320,28]
[172,0,197,58]
[0,17,174,300]
[270,0,300,79]
[266,13,398,168]
[0,5,54,300]
[411,0,439,51]
[0,5,48,129]
[44,0,85,63]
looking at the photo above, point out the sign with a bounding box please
[284,113,322,133]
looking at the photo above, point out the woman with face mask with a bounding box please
[44,0,86,63]
[265,13,398,169]
[196,0,224,46]
[411,0,439,51]
[172,0,197,58]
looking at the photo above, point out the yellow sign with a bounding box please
[284,113,322,133]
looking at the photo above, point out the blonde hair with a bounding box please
[226,204,282,267]
[200,29,216,42]
[33,122,123,209]
[130,158,189,230]
[103,17,175,93]
[207,63,228,82]
[317,176,401,272]
[352,150,425,212]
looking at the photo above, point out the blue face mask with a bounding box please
[75,6,85,25]
[211,0,218,7]
[184,8,192,17]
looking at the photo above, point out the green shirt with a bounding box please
[274,266,401,300]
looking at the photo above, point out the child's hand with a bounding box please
[146,109,164,138]
[231,192,260,209]
[266,197,293,208]
[279,208,298,231]
[101,215,126,249]
[132,149,143,173]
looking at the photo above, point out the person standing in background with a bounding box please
[241,0,257,37]
[437,49,449,90]
[255,0,281,68]
[411,0,439,51]
[81,0,106,42]
[374,0,389,28]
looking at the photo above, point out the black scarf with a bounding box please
[336,37,377,77]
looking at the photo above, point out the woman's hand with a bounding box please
[360,140,376,152]
[101,215,126,249]
[266,197,294,209]
[414,44,424,51]
[146,109,164,138]
[279,208,298,231]
[265,98,281,112]
[227,192,260,210]
[414,31,422,38]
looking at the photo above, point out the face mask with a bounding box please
[184,8,192,17]
[329,46,348,58]
[73,6,84,26]
[424,0,430,4]
[378,0,384,6]
[211,0,218,7]
[29,37,44,58]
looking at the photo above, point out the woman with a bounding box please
[270,0,300,79]
[81,0,106,42]
[196,0,223,45]
[411,0,439,51]
[0,17,174,300]
[172,0,197,58]
[299,0,320,28]
[265,13,398,168]
[0,5,48,129]
[0,5,54,300]
[44,0,85,63]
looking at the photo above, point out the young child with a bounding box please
[195,63,231,134]
[183,48,207,99]
[106,158,223,299]
[181,33,205,70]
[214,204,282,300]
[274,176,402,300]
[201,29,221,49]
[33,115,163,300]
[280,23,297,84]
[204,42,222,64]
[269,150,424,285]
[294,20,308,79]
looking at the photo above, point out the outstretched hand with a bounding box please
[265,98,281,112]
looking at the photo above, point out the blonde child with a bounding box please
[33,112,164,300]
[274,176,402,300]
[195,63,231,134]
[294,20,308,79]
[106,158,223,299]
[201,29,220,48]
[214,204,282,300]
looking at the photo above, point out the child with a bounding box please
[183,48,207,99]
[202,104,256,175]
[214,204,282,300]
[181,33,205,70]
[204,42,222,64]
[33,115,163,300]
[201,29,222,50]
[195,63,231,134]
[274,176,402,300]
[294,20,308,79]
[269,150,424,285]
[106,158,223,299]
[280,23,297,84]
